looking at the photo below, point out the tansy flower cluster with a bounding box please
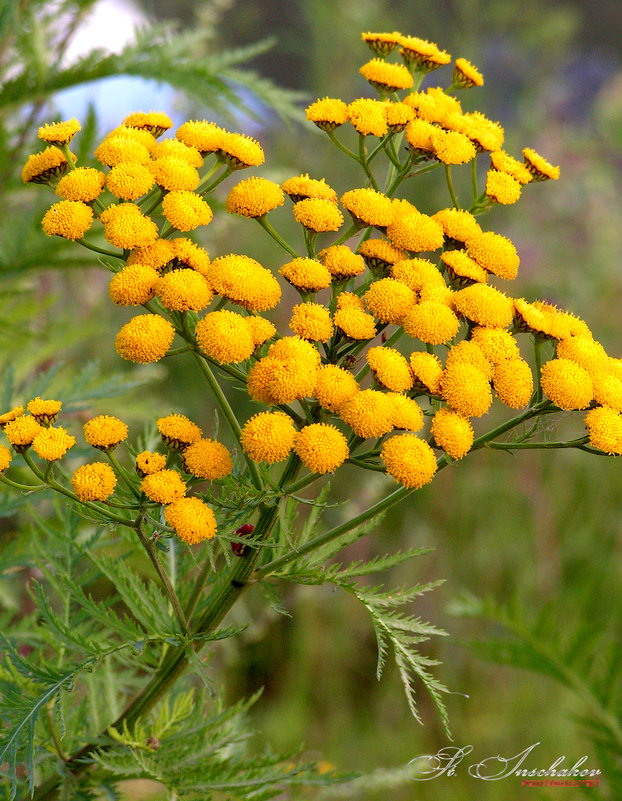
[15,28,621,535]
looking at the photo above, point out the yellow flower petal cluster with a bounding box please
[0,406,24,429]
[390,257,445,293]
[176,120,227,153]
[386,201,444,252]
[432,208,481,244]
[246,315,276,347]
[281,174,338,203]
[83,415,128,450]
[0,446,12,473]
[486,170,521,205]
[340,390,394,439]
[404,118,437,155]
[106,162,155,200]
[280,258,332,292]
[148,156,199,191]
[38,118,81,145]
[127,239,176,271]
[441,250,487,287]
[293,198,344,233]
[99,204,158,249]
[592,373,622,413]
[27,397,62,425]
[470,326,520,363]
[381,434,437,489]
[290,303,334,342]
[585,406,622,455]
[431,407,474,459]
[522,147,560,181]
[440,362,492,418]
[241,411,297,463]
[314,365,359,413]
[195,310,255,365]
[4,416,42,451]
[106,125,157,153]
[490,151,532,184]
[115,314,175,363]
[206,254,281,311]
[362,31,402,56]
[340,188,394,228]
[556,337,608,378]
[493,357,534,408]
[141,469,187,504]
[540,359,593,410]
[94,135,151,167]
[71,463,117,501]
[161,191,213,232]
[431,129,477,165]
[123,111,172,137]
[247,355,317,406]
[305,98,349,132]
[294,423,349,474]
[445,340,493,381]
[348,98,388,137]
[56,167,106,202]
[409,351,444,395]
[513,299,570,339]
[226,176,285,218]
[136,450,167,476]
[152,138,203,166]
[164,497,217,544]
[402,301,460,345]
[399,36,451,71]
[453,58,484,88]
[367,346,413,392]
[183,439,233,480]
[22,147,72,184]
[359,59,414,92]
[384,101,415,131]
[32,427,76,461]
[318,246,366,279]
[365,278,415,324]
[451,284,513,328]
[268,337,321,367]
[387,393,423,431]
[466,231,519,281]
[358,239,405,272]
[454,111,504,152]
[334,305,377,340]
[157,414,202,450]
[156,269,213,312]
[218,131,265,169]
[170,237,210,275]
[42,200,93,240]
[109,264,160,306]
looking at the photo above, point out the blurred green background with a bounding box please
[2,0,622,798]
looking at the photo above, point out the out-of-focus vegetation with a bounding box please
[2,0,622,798]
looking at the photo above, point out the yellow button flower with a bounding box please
[493,357,534,408]
[56,167,106,202]
[175,120,227,153]
[445,340,493,381]
[384,100,415,132]
[486,170,521,205]
[451,284,513,328]
[340,188,394,229]
[0,406,24,429]
[348,98,388,137]
[281,174,338,203]
[289,303,334,342]
[294,423,349,474]
[440,362,493,418]
[4,416,42,452]
[360,58,414,93]
[42,200,93,240]
[109,264,160,306]
[152,138,203,166]
[141,469,187,504]
[247,356,317,405]
[453,58,484,88]
[206,254,281,311]
[387,393,424,431]
[431,407,474,459]
[432,208,482,244]
[361,31,402,56]
[123,111,172,137]
[585,406,622,455]
[83,415,128,450]
[22,147,72,184]
[470,326,520,364]
[334,306,377,340]
[27,398,62,426]
[314,364,359,413]
[386,201,444,252]
[306,97,349,132]
[402,301,460,345]
[135,450,167,476]
[218,131,265,169]
[390,257,446,293]
[240,411,297,464]
[319,245,366,279]
[170,237,210,276]
[156,269,214,312]
[441,250,488,287]
[556,337,609,378]
[431,129,476,165]
[149,156,200,192]
[182,439,233,480]
[340,390,394,439]
[226,176,285,218]
[161,191,213,232]
[0,446,12,473]
[367,346,413,392]
[32,427,76,461]
[267,337,321,367]
[71,463,117,501]
[115,314,175,363]
[195,310,255,364]
[365,278,415,324]
[157,414,202,451]
[399,36,451,72]
[490,151,532,185]
[165,496,217,544]
[38,117,81,145]
[245,315,276,347]
[280,258,332,292]
[358,239,406,273]
[99,204,158,249]
[94,135,151,167]
[381,434,438,489]
[106,162,155,200]
[540,358,593,410]
[409,351,444,395]
[127,239,177,271]
[522,147,560,181]
[293,198,344,233]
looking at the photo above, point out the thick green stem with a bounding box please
[445,164,460,209]
[76,239,123,258]
[256,217,298,257]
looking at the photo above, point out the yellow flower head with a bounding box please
[340,390,394,439]
[314,364,359,413]
[0,406,24,429]
[493,357,534,408]
[465,231,519,281]
[38,118,81,145]
[441,250,488,287]
[141,469,187,504]
[404,118,436,156]
[440,362,493,418]
[206,254,281,311]
[451,284,513,328]
[99,203,158,249]
[490,151,532,185]
[293,198,344,233]
[247,356,317,405]
[94,135,151,167]
[156,269,213,312]
[306,97,349,132]
[585,406,622,455]
[381,434,437,488]
[218,131,265,169]
[556,336,609,378]
[486,170,521,205]
[157,414,202,451]
[56,167,106,202]
[290,303,334,342]
[135,450,167,476]
[83,415,128,450]
[513,298,569,340]
[358,239,405,274]
[431,129,477,165]
[399,36,451,72]
[182,439,233,480]
[453,58,484,89]
[164,496,217,544]
[362,31,403,57]
[359,58,414,93]
[540,358,593,410]
[4,416,42,451]
[32,426,76,461]
[390,257,446,293]
[593,373,622,413]
[176,120,227,154]
[470,326,520,363]
[334,306,377,340]
[195,310,255,365]
[348,98,388,137]
[106,125,157,153]
[281,174,338,204]
[168,237,210,276]
[123,111,173,137]
[27,398,62,426]
[340,188,394,229]
[226,176,285,218]
[152,138,203,167]
[409,351,444,395]
[432,208,481,244]
[71,462,117,501]
[268,337,321,367]
[22,147,73,184]
[384,101,415,132]
[445,340,493,381]
[161,191,213,232]
[431,407,474,459]
[241,411,297,464]
[294,423,349,474]
[149,155,201,192]
[280,257,332,292]
[127,239,177,271]
[387,393,424,431]
[106,162,155,200]
[109,264,160,306]
[337,292,365,312]
[522,147,560,181]
[115,314,175,363]
[42,200,93,240]
[367,346,413,392]
[245,315,276,347]
[365,277,415,324]
[318,246,366,279]
[0,446,12,473]
[386,200,444,253]
[455,111,504,152]
[402,301,460,345]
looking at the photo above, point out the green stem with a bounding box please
[326,130,359,161]
[142,186,165,217]
[486,436,590,451]
[471,157,479,204]
[346,456,386,472]
[256,217,298,257]
[358,134,380,191]
[330,221,361,248]
[76,239,123,258]
[198,164,232,195]
[0,474,45,491]
[445,164,460,209]
[106,450,141,500]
